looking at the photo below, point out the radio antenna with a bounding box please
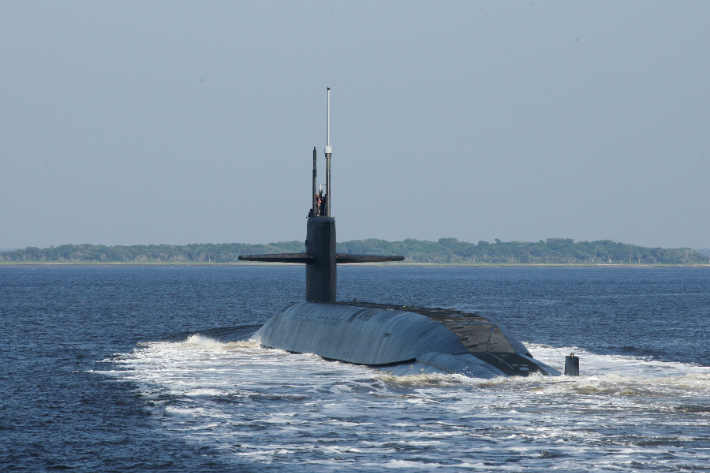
[324,87,332,217]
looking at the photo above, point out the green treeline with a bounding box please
[339,238,708,264]
[1,238,708,264]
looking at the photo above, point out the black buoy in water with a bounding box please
[565,354,580,376]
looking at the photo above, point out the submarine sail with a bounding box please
[239,88,559,378]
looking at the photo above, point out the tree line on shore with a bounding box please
[1,238,708,264]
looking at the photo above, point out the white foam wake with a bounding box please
[101,335,710,471]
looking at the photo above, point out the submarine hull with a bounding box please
[243,90,563,379]
[254,301,559,378]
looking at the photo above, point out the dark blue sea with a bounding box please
[1,265,709,471]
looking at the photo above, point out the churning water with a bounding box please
[2,265,709,471]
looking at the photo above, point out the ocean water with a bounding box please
[1,265,709,471]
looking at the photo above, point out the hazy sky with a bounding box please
[1,1,708,249]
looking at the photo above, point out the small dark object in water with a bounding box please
[565,354,580,376]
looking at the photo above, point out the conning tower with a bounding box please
[239,88,403,301]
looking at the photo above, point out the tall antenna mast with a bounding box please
[324,87,332,217]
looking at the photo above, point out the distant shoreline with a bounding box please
[2,239,708,265]
[1,261,708,268]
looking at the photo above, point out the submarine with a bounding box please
[239,88,559,378]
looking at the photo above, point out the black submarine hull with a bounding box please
[255,301,559,378]
[243,89,563,379]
